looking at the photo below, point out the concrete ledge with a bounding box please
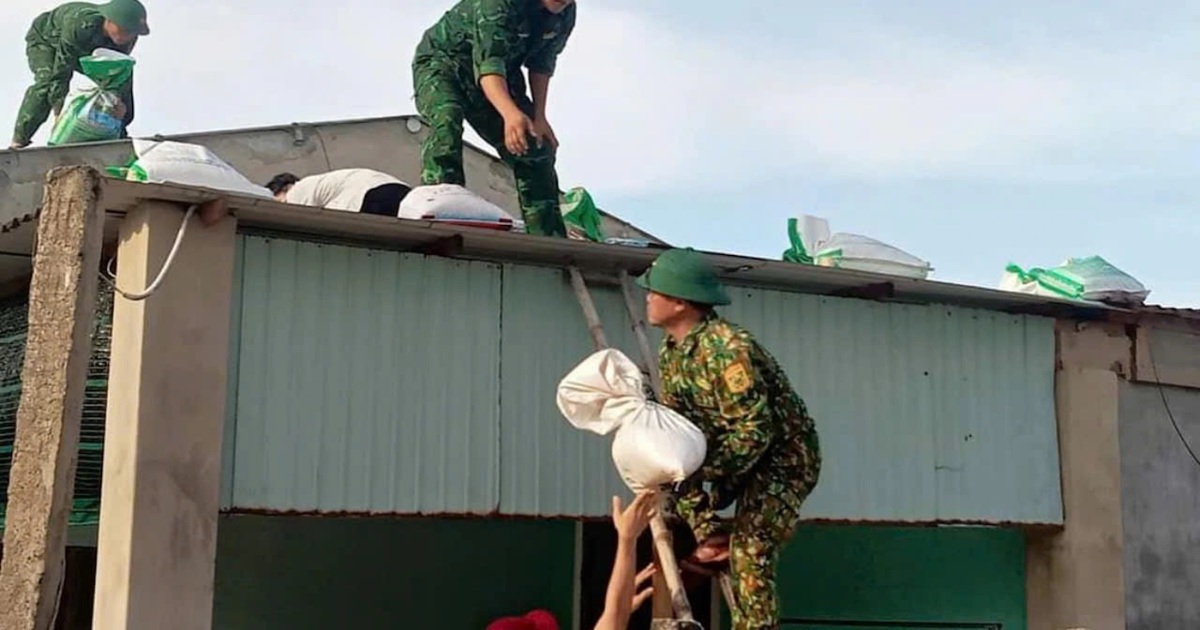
[1133,326,1200,390]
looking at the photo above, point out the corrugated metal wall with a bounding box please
[227,235,1062,524]
[229,236,502,514]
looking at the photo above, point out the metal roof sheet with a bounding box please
[94,176,1127,321]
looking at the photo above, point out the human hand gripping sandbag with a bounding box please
[556,348,707,492]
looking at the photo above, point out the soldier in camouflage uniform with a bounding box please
[637,248,822,630]
[411,0,575,237]
[10,0,149,149]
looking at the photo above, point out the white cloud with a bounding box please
[0,1,1194,196]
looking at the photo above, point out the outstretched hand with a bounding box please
[611,490,658,542]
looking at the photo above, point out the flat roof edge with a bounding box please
[94,176,1122,319]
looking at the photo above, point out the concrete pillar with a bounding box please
[91,201,236,630]
[0,167,105,630]
[1026,321,1129,630]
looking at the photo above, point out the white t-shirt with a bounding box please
[284,168,407,212]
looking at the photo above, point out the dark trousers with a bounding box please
[359,183,411,217]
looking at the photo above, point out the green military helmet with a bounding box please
[100,0,150,36]
[636,247,732,306]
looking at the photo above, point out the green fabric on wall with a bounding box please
[213,515,577,630]
[0,289,113,529]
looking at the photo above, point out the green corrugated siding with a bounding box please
[212,514,576,629]
[0,288,113,528]
[229,235,1061,524]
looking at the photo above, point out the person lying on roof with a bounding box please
[10,0,149,150]
[411,0,575,238]
[266,168,412,217]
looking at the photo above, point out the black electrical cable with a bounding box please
[1147,338,1200,468]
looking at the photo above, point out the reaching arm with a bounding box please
[529,72,550,120]
[472,0,530,145]
[479,74,523,120]
[472,0,521,117]
[593,493,657,630]
[593,539,654,630]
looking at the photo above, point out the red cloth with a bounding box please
[485,618,533,630]
[522,610,559,630]
[485,610,559,630]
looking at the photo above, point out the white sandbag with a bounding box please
[126,139,274,198]
[999,257,1150,305]
[784,214,932,279]
[793,214,831,260]
[1062,256,1150,304]
[815,233,933,279]
[557,348,707,492]
[398,184,515,222]
[48,49,136,146]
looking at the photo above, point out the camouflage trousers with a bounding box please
[13,42,70,146]
[411,55,566,237]
[676,456,820,630]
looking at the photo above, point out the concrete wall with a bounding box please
[1026,321,1129,630]
[0,116,658,242]
[1119,381,1200,630]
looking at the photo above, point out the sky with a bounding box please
[1,0,1197,306]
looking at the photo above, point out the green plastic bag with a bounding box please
[560,187,605,242]
[48,49,136,146]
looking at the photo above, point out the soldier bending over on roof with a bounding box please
[411,0,575,237]
[637,248,823,630]
[10,0,149,150]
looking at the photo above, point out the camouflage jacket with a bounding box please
[659,313,821,491]
[27,2,138,65]
[414,0,575,86]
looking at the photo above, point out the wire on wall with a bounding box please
[1147,336,1200,468]
[100,204,196,301]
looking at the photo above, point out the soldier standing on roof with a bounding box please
[637,248,823,630]
[411,0,575,238]
[9,0,149,150]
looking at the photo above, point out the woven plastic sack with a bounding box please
[1000,256,1150,305]
[560,187,605,242]
[556,349,707,492]
[48,49,135,146]
[120,139,274,198]
[398,184,514,223]
[814,233,933,279]
[782,215,932,279]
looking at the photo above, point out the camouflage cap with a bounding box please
[636,247,732,306]
[100,0,150,36]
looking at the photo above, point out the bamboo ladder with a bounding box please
[567,266,738,629]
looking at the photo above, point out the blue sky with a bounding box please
[2,0,1196,305]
